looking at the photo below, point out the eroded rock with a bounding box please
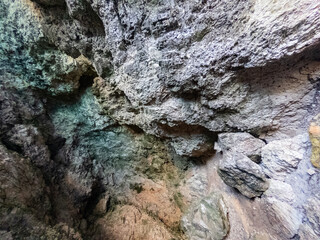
[218,151,269,198]
[217,132,266,163]
[182,193,229,240]
[304,196,320,236]
[263,198,302,239]
[261,134,310,180]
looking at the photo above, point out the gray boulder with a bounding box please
[218,132,266,163]
[218,151,269,198]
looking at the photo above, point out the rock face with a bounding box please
[217,132,266,163]
[2,0,320,239]
[309,114,320,167]
[182,193,229,240]
[218,151,269,198]
[24,0,320,155]
[261,134,310,180]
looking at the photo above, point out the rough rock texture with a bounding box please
[2,0,320,239]
[23,0,320,155]
[309,114,320,167]
[263,198,301,239]
[182,193,229,240]
[303,196,320,236]
[261,134,310,180]
[217,132,266,163]
[218,151,269,198]
[94,205,175,240]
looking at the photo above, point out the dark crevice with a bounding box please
[81,180,106,218]
[45,66,98,106]
[124,124,144,134]
[1,137,23,155]
[46,136,66,159]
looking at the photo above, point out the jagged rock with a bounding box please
[47,0,320,139]
[0,208,83,240]
[261,179,302,239]
[299,224,320,240]
[304,197,320,236]
[309,114,320,168]
[261,134,310,180]
[170,135,214,157]
[0,0,93,96]
[263,180,296,204]
[0,144,49,214]
[263,198,302,239]
[6,124,51,168]
[26,0,319,156]
[218,151,269,198]
[182,193,229,240]
[217,132,266,163]
[2,0,320,239]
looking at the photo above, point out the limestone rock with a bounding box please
[0,0,93,96]
[218,151,269,198]
[51,0,320,141]
[182,193,229,240]
[261,134,310,180]
[218,132,266,163]
[2,0,320,239]
[299,224,320,240]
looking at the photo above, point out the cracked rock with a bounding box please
[217,132,266,163]
[218,151,269,198]
[182,193,229,240]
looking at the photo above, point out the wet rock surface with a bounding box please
[1,0,320,239]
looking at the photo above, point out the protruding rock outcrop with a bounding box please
[218,151,269,198]
[217,132,266,163]
[217,133,269,198]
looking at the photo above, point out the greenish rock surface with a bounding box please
[2,0,320,239]
[182,193,229,240]
[0,0,91,96]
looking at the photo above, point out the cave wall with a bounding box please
[1,0,320,239]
